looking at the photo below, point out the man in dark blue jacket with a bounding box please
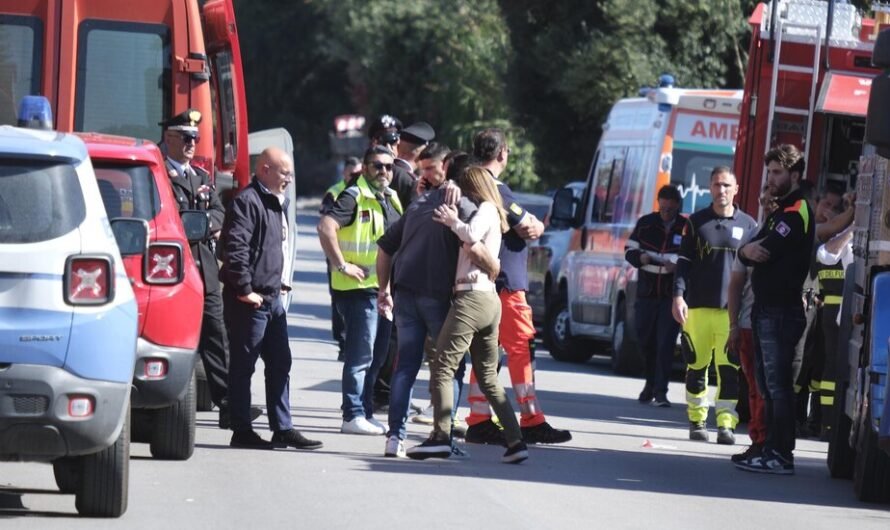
[625,185,684,407]
[220,147,323,451]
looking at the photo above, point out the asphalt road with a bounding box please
[2,206,889,529]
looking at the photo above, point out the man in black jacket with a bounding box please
[161,109,250,429]
[735,144,815,475]
[624,185,684,407]
[220,147,322,451]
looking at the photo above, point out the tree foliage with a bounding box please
[236,0,868,192]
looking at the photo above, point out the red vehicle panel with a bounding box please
[0,0,251,189]
[80,133,203,352]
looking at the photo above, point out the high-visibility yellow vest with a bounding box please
[325,180,347,201]
[332,176,402,291]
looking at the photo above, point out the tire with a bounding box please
[827,382,855,479]
[194,360,213,412]
[196,376,213,412]
[545,294,593,363]
[53,457,80,494]
[610,301,644,376]
[150,369,196,460]
[130,408,154,444]
[853,420,890,503]
[75,405,129,518]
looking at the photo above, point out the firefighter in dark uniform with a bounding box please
[160,109,256,429]
[624,184,684,407]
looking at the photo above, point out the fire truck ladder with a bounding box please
[763,17,823,179]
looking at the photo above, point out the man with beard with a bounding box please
[736,144,815,475]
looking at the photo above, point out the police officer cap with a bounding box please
[160,109,202,133]
[400,122,435,146]
[367,114,403,140]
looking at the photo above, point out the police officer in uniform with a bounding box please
[160,109,258,429]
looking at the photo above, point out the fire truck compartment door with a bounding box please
[815,72,873,118]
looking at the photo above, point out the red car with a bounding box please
[80,133,205,460]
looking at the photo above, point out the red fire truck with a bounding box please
[1,0,250,188]
[735,0,890,502]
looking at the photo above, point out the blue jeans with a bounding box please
[224,293,292,433]
[753,304,806,458]
[388,289,450,439]
[335,291,378,421]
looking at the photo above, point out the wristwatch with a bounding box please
[337,263,347,273]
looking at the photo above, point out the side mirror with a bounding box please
[549,187,578,228]
[181,210,210,244]
[110,218,149,256]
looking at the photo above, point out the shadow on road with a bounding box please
[355,444,881,512]
[0,486,78,519]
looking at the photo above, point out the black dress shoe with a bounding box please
[271,429,324,450]
[638,386,654,404]
[230,429,273,449]
[219,405,264,430]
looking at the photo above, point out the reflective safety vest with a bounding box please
[332,176,402,291]
[325,180,347,202]
[817,259,845,306]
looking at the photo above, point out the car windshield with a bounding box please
[93,163,161,221]
[670,147,734,214]
[0,159,86,243]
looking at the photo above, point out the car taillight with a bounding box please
[64,255,113,305]
[145,243,183,285]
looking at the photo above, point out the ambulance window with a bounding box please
[590,147,626,223]
[93,164,161,221]
[0,159,85,243]
[670,148,731,214]
[613,147,647,223]
[75,21,171,143]
[0,15,42,126]
[211,51,237,166]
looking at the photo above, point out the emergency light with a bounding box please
[17,95,53,130]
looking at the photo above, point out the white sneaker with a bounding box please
[384,435,405,457]
[367,417,387,433]
[341,417,385,435]
[411,404,434,425]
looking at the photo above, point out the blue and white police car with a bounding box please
[0,98,139,517]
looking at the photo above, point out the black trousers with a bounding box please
[200,288,230,408]
[327,262,346,354]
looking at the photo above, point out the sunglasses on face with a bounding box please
[180,132,199,143]
[371,161,393,172]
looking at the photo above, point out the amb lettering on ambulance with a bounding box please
[550,87,741,372]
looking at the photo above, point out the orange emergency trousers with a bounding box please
[465,289,545,428]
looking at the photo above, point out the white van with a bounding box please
[545,87,742,373]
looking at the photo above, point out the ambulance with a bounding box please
[546,83,742,373]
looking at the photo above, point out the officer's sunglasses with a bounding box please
[179,132,200,143]
[371,161,393,172]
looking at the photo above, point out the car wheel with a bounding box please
[827,382,855,479]
[545,294,593,363]
[853,412,890,502]
[150,369,196,461]
[53,457,80,494]
[610,301,643,376]
[75,404,129,518]
[195,361,213,412]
